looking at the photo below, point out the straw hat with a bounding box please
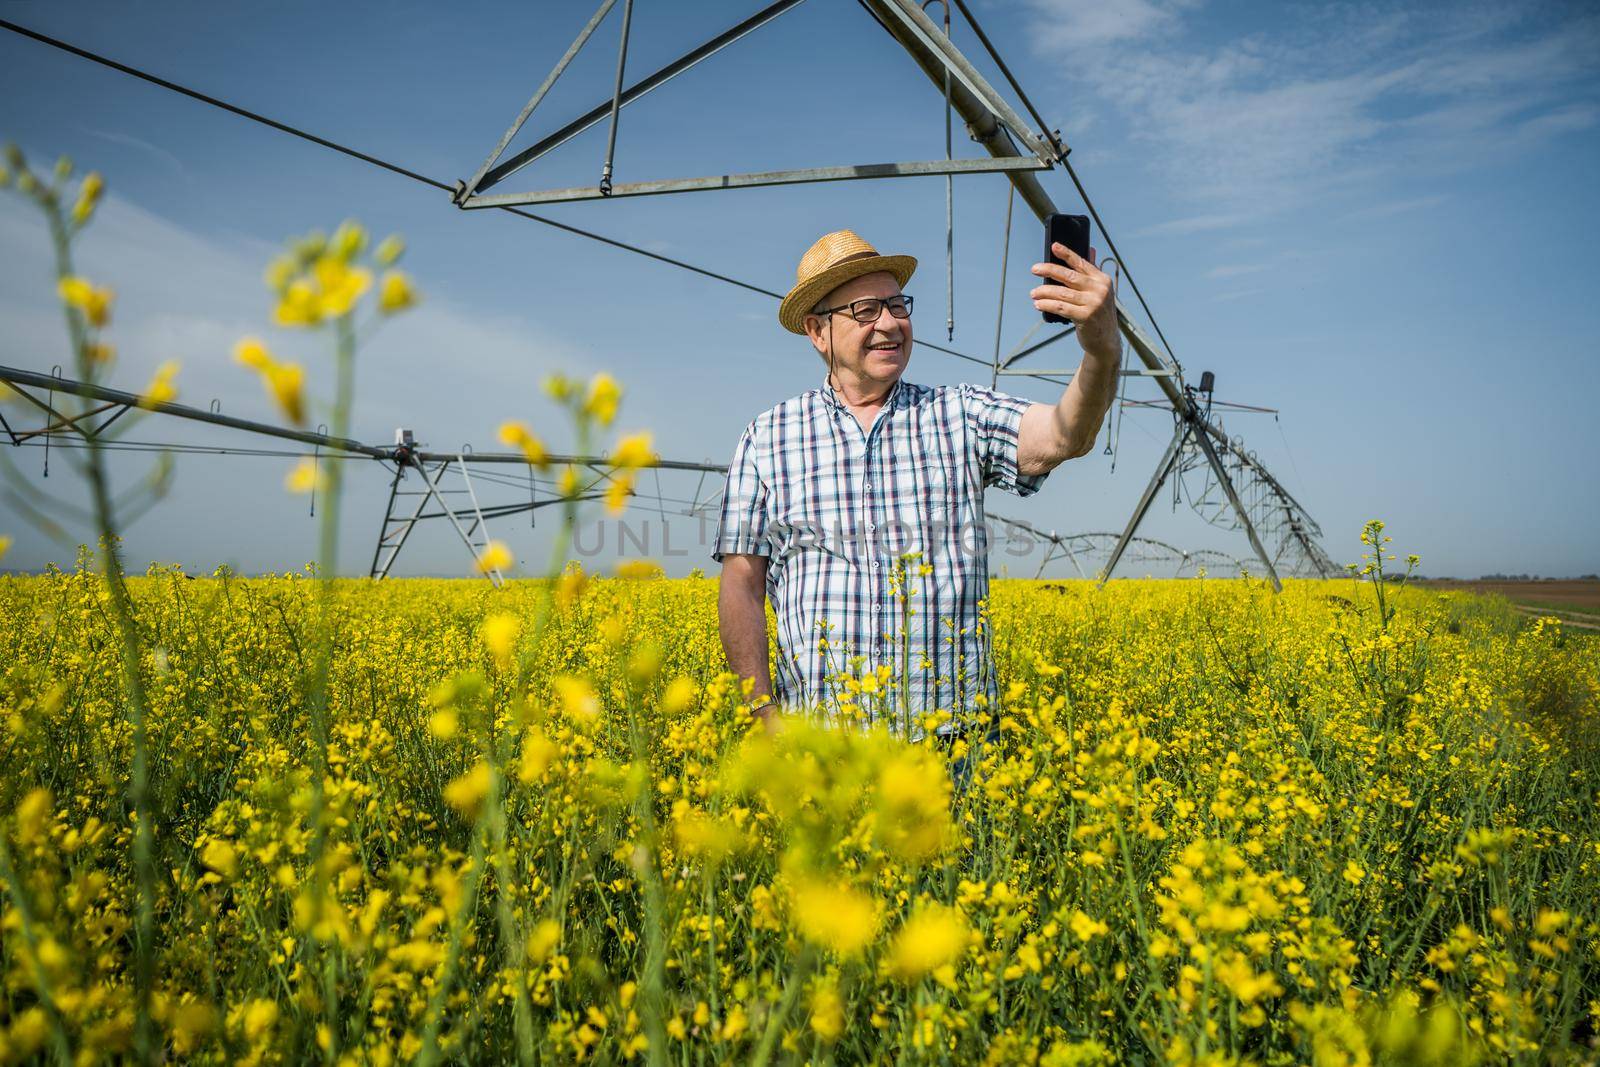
[778,230,917,334]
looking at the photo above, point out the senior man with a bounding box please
[712,229,1120,733]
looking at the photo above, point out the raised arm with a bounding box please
[1017,242,1123,476]
[717,552,775,727]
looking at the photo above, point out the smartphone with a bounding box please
[1042,213,1091,324]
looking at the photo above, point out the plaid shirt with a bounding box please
[712,375,1049,730]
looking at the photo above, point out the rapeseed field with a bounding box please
[2,149,1597,1065]
[2,566,1596,1064]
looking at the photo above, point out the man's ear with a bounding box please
[803,315,827,357]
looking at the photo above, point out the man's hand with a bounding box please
[719,552,780,731]
[1016,244,1124,475]
[1030,243,1120,360]
[750,697,783,735]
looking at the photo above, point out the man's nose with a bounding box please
[868,302,905,333]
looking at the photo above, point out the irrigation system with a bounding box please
[1,3,1337,586]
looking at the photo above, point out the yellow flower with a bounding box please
[57,275,113,328]
[235,339,306,424]
[200,839,239,880]
[662,676,695,714]
[443,760,493,820]
[241,998,279,1042]
[264,362,306,425]
[313,256,372,317]
[555,564,586,609]
[886,904,968,982]
[378,270,417,314]
[234,337,272,371]
[1069,909,1110,942]
[557,466,581,499]
[374,234,405,266]
[480,612,521,667]
[583,372,622,427]
[541,373,574,403]
[274,279,323,327]
[517,727,559,782]
[809,982,845,1042]
[0,535,11,562]
[264,255,295,292]
[614,559,661,580]
[553,674,600,724]
[789,879,879,957]
[169,1001,216,1056]
[497,421,549,468]
[329,219,367,262]
[284,458,324,494]
[71,172,104,226]
[428,708,459,740]
[605,474,634,515]
[1534,909,1570,937]
[672,807,746,863]
[526,919,562,963]
[872,749,952,861]
[609,431,654,470]
[139,360,180,408]
[476,540,513,574]
[16,788,53,843]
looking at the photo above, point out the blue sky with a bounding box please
[2,0,1597,579]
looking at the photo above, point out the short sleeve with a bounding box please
[959,383,1049,498]
[711,421,772,562]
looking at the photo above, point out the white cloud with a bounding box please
[1204,263,1266,279]
[82,128,195,186]
[1023,0,1198,52]
[1025,1,1600,211]
[1134,211,1254,237]
[1341,193,1448,222]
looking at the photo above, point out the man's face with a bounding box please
[803,270,912,386]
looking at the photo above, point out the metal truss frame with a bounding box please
[2,1,1336,585]
[452,0,1053,210]
[991,513,1252,581]
[0,363,726,581]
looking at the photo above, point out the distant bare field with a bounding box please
[1418,579,1600,619]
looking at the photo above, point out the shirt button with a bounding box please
[871,605,880,613]
[871,560,880,568]
[864,482,872,490]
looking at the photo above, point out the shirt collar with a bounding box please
[821,374,906,415]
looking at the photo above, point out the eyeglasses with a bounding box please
[811,294,914,324]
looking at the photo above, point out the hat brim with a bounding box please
[778,254,917,334]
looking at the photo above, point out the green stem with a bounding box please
[45,197,160,1066]
[748,947,813,1067]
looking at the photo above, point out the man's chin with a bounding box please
[865,346,909,374]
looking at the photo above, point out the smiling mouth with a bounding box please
[868,341,902,353]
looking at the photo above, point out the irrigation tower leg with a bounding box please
[370,463,431,580]
[1100,421,1190,586]
[409,458,506,587]
[1191,428,1283,592]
